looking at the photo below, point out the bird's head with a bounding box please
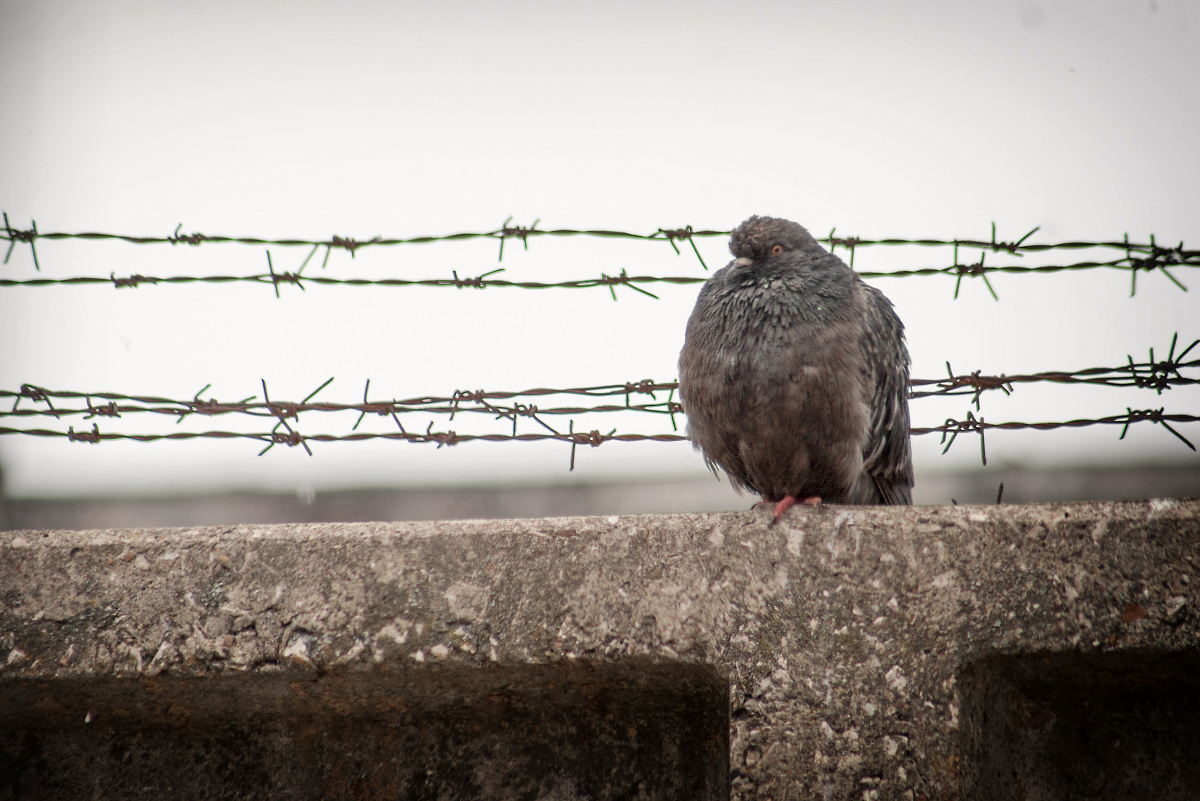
[728,216,820,266]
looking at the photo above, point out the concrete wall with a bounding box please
[1,500,1198,800]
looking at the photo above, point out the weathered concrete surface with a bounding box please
[1,500,1197,800]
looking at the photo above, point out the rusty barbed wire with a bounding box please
[1,252,1193,298]
[3,336,1194,422]
[2,337,1196,466]
[3,215,1187,259]
[915,408,1198,466]
[0,379,687,430]
[911,334,1199,408]
[1,214,732,267]
[2,215,1195,296]
[1,410,1194,471]
[0,267,700,300]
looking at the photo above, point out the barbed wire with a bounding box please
[0,253,1194,300]
[0,267,695,300]
[3,215,1195,297]
[911,333,1199,407]
[0,410,1194,470]
[2,337,1196,466]
[3,335,1194,421]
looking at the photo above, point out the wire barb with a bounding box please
[497,217,540,262]
[67,423,101,444]
[937,411,988,465]
[3,213,40,270]
[331,235,381,258]
[656,226,709,270]
[169,223,206,246]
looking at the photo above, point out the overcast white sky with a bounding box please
[1,0,1198,499]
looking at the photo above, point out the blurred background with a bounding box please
[2,0,1198,531]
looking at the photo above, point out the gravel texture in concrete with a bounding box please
[1,499,1197,800]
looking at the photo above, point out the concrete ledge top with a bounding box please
[2,499,1198,800]
[3,499,1196,674]
[3,500,1197,678]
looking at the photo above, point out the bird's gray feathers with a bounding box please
[678,215,913,506]
[729,215,820,259]
[852,283,914,504]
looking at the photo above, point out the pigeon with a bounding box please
[678,215,913,525]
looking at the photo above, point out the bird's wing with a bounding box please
[677,267,760,495]
[858,283,914,504]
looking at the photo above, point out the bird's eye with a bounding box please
[770,244,783,256]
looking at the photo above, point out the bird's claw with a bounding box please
[768,495,821,527]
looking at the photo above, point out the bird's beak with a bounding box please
[734,257,753,266]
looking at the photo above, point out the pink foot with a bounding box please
[769,495,821,527]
